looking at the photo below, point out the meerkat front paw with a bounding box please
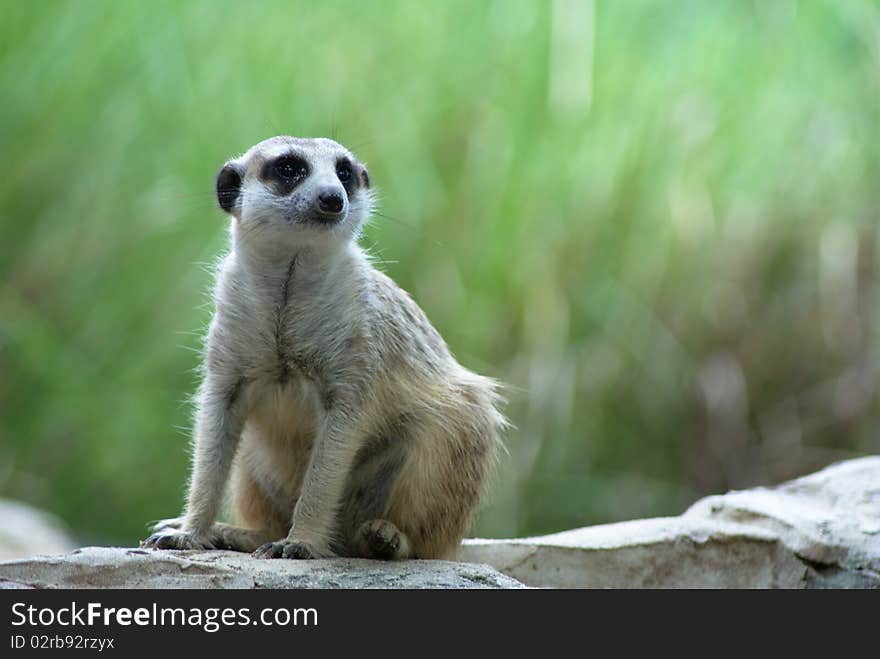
[141,528,214,551]
[148,516,184,533]
[252,539,332,560]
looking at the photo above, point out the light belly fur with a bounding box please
[235,377,320,517]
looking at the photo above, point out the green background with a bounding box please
[1,0,878,545]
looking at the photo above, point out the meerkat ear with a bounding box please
[216,161,244,215]
[358,164,371,189]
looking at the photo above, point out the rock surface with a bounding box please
[461,456,880,588]
[2,457,877,588]
[0,546,525,589]
[0,499,76,562]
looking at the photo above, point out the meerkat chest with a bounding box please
[234,295,327,444]
[219,252,371,402]
[234,295,324,384]
[223,276,346,384]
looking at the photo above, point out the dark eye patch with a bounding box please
[336,157,357,195]
[336,158,352,182]
[261,154,310,195]
[273,156,308,181]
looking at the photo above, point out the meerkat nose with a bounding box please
[317,190,345,215]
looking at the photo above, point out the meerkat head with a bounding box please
[215,136,373,249]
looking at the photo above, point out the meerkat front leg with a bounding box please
[253,409,366,559]
[142,370,245,550]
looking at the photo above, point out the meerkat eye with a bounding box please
[336,160,353,183]
[273,157,308,181]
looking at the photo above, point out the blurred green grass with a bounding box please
[1,0,878,544]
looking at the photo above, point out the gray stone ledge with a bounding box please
[461,456,880,588]
[2,457,876,589]
[0,546,525,589]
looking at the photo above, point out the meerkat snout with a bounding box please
[316,187,345,217]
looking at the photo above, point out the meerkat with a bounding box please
[141,136,505,560]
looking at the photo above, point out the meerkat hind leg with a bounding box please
[207,523,276,552]
[355,519,411,560]
[338,433,412,559]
